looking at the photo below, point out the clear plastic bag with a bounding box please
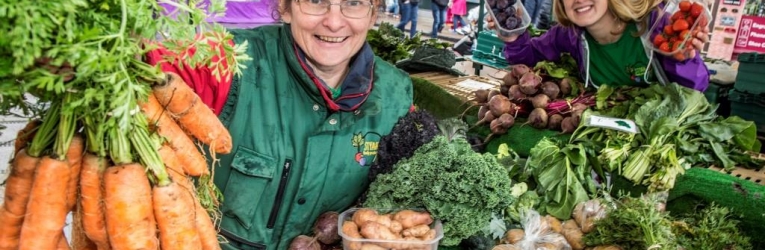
[515,210,571,250]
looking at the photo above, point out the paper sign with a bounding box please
[584,115,639,134]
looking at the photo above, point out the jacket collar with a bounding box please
[282,24,375,112]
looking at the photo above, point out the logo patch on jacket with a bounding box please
[352,132,381,166]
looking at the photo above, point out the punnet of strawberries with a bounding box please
[651,0,708,61]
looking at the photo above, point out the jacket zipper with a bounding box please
[219,229,266,249]
[267,159,292,229]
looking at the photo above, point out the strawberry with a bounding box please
[673,19,689,32]
[653,34,667,47]
[690,2,704,18]
[679,0,692,12]
[664,25,676,36]
[660,42,671,52]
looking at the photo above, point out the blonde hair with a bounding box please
[553,0,661,35]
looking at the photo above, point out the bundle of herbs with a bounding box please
[584,194,678,250]
[672,204,752,250]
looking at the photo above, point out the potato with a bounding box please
[504,229,525,244]
[401,224,430,238]
[545,215,562,233]
[562,220,585,250]
[535,242,561,250]
[341,221,363,250]
[359,243,387,250]
[419,229,437,241]
[353,208,379,227]
[492,244,521,250]
[393,210,433,229]
[360,221,399,241]
[389,220,403,234]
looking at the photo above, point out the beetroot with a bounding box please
[477,105,489,121]
[313,211,340,245]
[511,64,531,79]
[488,95,512,117]
[526,108,549,129]
[474,108,496,127]
[490,118,509,135]
[559,78,573,96]
[486,113,516,143]
[472,89,491,104]
[547,114,564,130]
[289,235,321,250]
[507,85,526,101]
[570,103,588,119]
[503,72,519,86]
[560,116,577,134]
[488,89,501,101]
[519,84,538,95]
[519,72,542,95]
[497,113,516,128]
[530,94,550,109]
[500,84,510,97]
[541,81,560,99]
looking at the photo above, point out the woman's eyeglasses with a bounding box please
[296,0,374,19]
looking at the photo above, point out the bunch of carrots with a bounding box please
[1,72,231,250]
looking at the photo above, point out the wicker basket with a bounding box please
[409,72,501,102]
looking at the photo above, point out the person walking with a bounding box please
[397,0,420,37]
[431,0,451,37]
[450,0,468,33]
[386,0,400,18]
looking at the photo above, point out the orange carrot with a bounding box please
[72,199,99,250]
[194,200,221,250]
[103,163,158,249]
[79,153,111,250]
[153,181,202,249]
[56,234,71,250]
[157,145,193,190]
[153,72,232,154]
[18,156,71,250]
[13,120,41,155]
[66,135,85,211]
[141,93,209,176]
[0,150,40,249]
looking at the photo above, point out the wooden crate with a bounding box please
[410,72,501,102]
[707,153,765,186]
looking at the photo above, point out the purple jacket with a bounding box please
[502,8,709,92]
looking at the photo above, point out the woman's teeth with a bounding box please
[575,6,592,13]
[317,36,346,43]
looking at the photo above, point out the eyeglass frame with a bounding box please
[294,0,376,19]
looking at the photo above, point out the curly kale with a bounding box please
[368,109,440,182]
[363,136,514,246]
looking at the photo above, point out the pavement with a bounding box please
[374,8,469,43]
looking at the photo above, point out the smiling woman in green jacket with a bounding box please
[146,0,414,248]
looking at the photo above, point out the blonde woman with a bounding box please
[489,0,711,91]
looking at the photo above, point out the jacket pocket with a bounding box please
[221,147,276,230]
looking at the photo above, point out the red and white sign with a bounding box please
[735,15,765,53]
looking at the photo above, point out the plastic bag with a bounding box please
[572,199,607,234]
[515,210,571,250]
